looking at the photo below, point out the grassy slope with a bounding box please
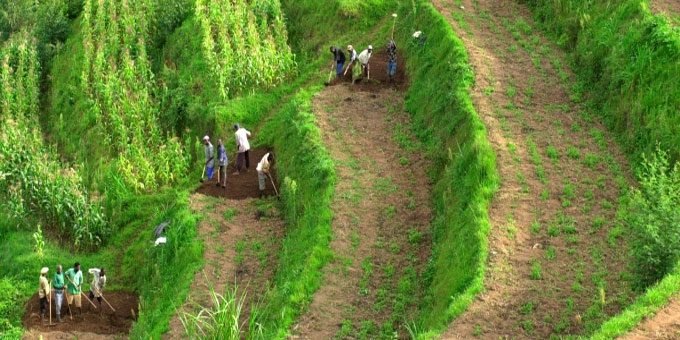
[396,2,498,335]
[520,0,680,338]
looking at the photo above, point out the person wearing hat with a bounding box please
[256,152,274,197]
[386,40,397,82]
[343,45,358,77]
[88,268,107,312]
[39,267,51,321]
[330,46,346,78]
[217,139,228,188]
[357,45,373,79]
[65,262,83,317]
[233,124,252,175]
[52,264,65,322]
[203,135,215,182]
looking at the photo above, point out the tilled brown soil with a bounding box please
[292,84,431,338]
[328,50,409,91]
[195,147,278,199]
[622,297,680,340]
[22,292,138,339]
[433,0,636,338]
[164,192,284,339]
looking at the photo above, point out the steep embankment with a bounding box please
[293,84,432,338]
[433,0,636,338]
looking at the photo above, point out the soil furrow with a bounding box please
[433,0,636,338]
[293,84,431,338]
[651,0,680,17]
[165,172,284,339]
[621,297,680,340]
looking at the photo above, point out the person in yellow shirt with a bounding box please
[38,267,51,322]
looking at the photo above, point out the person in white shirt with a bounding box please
[357,45,373,79]
[256,152,274,197]
[233,124,252,175]
[88,268,106,310]
[343,44,358,77]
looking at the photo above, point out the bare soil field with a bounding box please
[23,292,138,339]
[292,80,432,338]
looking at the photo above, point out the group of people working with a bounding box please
[330,39,398,82]
[202,124,274,197]
[38,262,106,323]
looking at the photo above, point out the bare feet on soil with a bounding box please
[433,0,635,338]
[292,84,431,338]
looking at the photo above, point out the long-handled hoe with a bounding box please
[66,276,97,311]
[199,162,206,183]
[267,173,279,197]
[46,285,56,326]
[324,62,335,86]
[100,293,116,314]
[65,291,73,320]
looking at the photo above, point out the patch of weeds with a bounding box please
[584,153,600,169]
[473,324,483,337]
[392,124,417,151]
[545,246,556,260]
[407,228,423,245]
[389,242,401,254]
[571,123,582,133]
[589,128,607,149]
[601,199,614,210]
[561,182,576,208]
[584,189,594,201]
[350,231,360,250]
[384,263,395,279]
[530,260,542,280]
[530,220,542,235]
[520,301,535,315]
[483,86,495,96]
[540,188,550,201]
[566,146,580,159]
[223,208,238,221]
[591,216,605,233]
[506,83,518,99]
[521,319,535,334]
[548,224,560,237]
[399,156,409,166]
[546,145,559,163]
[373,288,388,313]
[517,171,529,193]
[358,320,376,339]
[572,281,584,293]
[336,319,354,338]
[506,218,518,239]
[557,213,577,234]
[384,205,397,219]
[358,257,373,296]
[607,225,624,247]
[373,177,398,196]
[527,139,547,184]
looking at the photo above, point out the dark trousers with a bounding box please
[237,151,250,171]
[40,297,48,315]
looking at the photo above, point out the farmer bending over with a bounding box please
[387,40,397,82]
[203,136,215,181]
[257,152,274,198]
[217,139,228,188]
[88,268,107,312]
[53,264,65,322]
[357,45,373,79]
[234,124,252,175]
[38,267,50,322]
[330,46,346,78]
[65,262,83,318]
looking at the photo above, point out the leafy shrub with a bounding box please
[625,148,680,289]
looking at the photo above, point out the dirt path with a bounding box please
[292,84,431,338]
[621,297,680,340]
[164,190,284,338]
[432,0,636,338]
[650,0,680,17]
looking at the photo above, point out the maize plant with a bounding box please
[195,0,295,99]
[80,0,189,192]
[0,34,107,249]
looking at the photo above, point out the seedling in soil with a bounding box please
[373,177,398,195]
[546,145,559,163]
[548,224,560,237]
[473,324,483,337]
[530,220,542,235]
[389,242,401,254]
[561,182,576,208]
[506,84,518,99]
[350,231,360,250]
[584,153,600,169]
[517,171,529,193]
[572,281,584,293]
[506,218,518,239]
[566,146,581,160]
[520,301,536,315]
[384,263,396,279]
[607,225,624,247]
[483,86,495,96]
[601,199,614,210]
[530,260,542,280]
[407,228,423,244]
[399,156,409,166]
[223,208,238,221]
[591,216,606,233]
[337,319,354,338]
[540,188,550,201]
[545,246,556,260]
[384,205,397,219]
[521,319,535,334]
